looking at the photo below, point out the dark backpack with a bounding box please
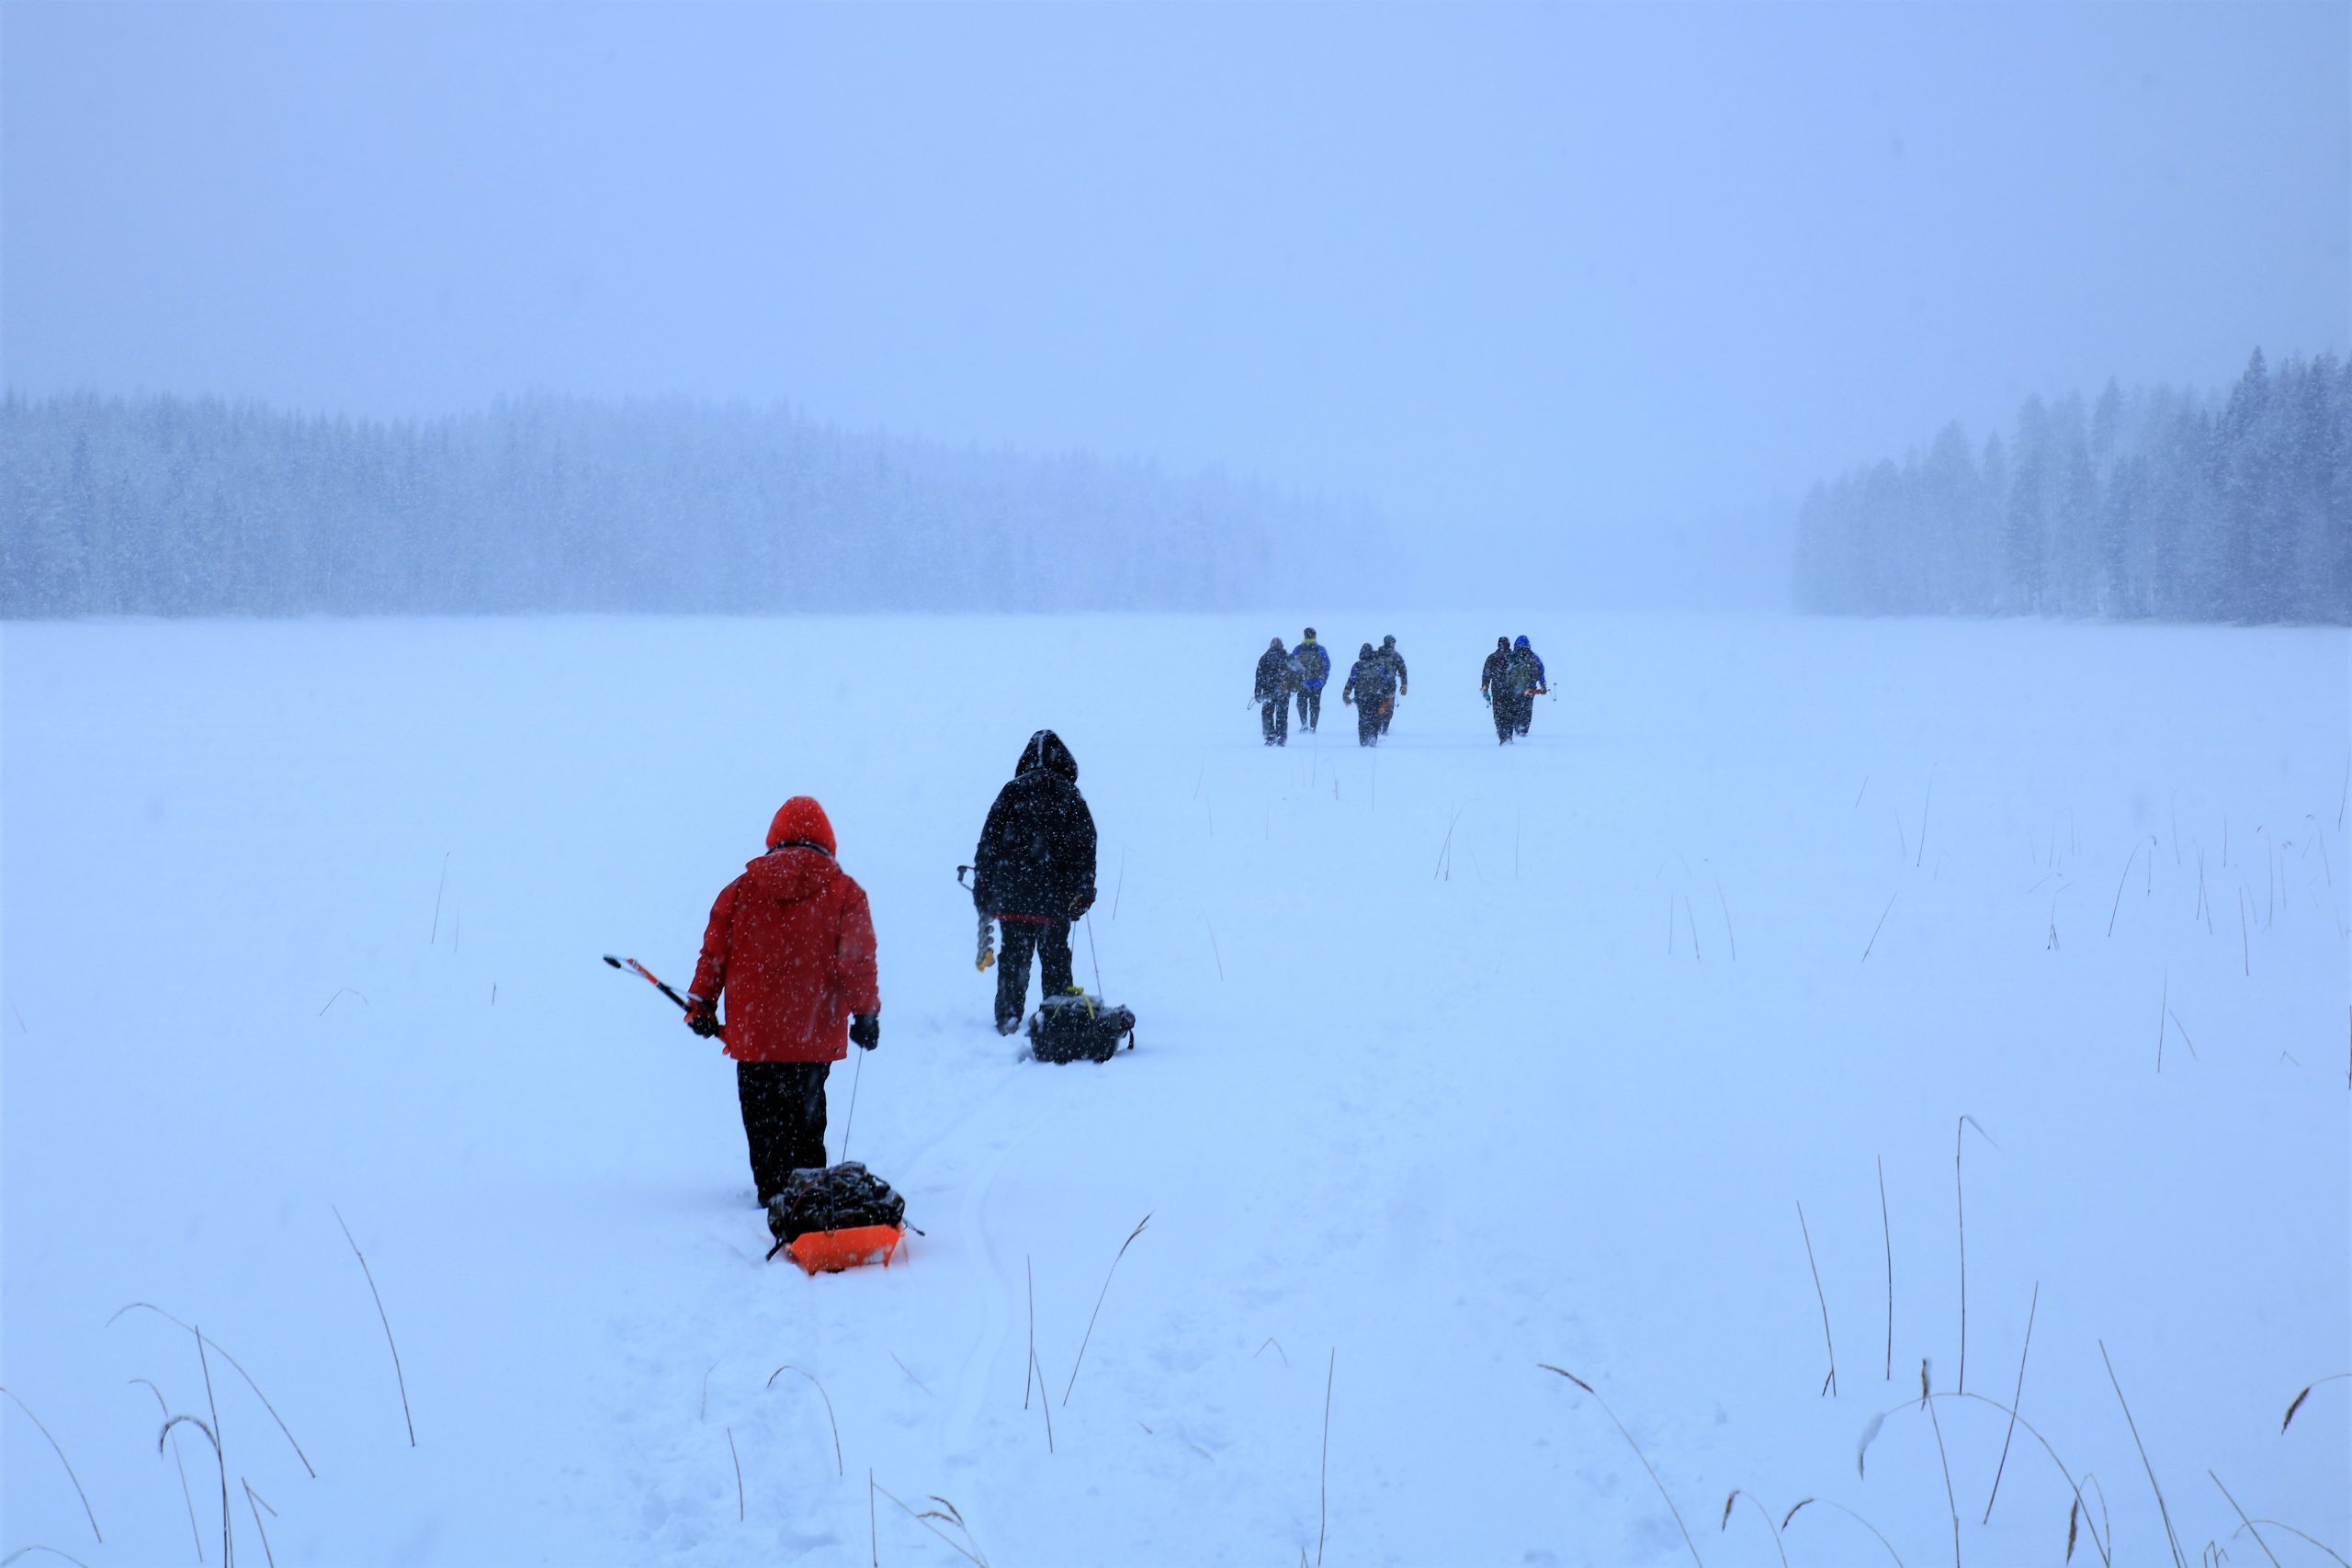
[765,1162,907,1249]
[1027,989,1137,1063]
[1353,659,1395,704]
[1503,649,1540,695]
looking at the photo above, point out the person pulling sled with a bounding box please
[684,796,880,1208]
[971,729,1099,1034]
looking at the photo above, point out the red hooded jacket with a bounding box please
[689,845,879,1064]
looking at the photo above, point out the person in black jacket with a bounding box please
[1340,642,1395,747]
[1374,635,1409,735]
[1479,636,1512,744]
[1251,637,1295,746]
[972,729,1099,1034]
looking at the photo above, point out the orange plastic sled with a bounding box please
[784,1224,907,1275]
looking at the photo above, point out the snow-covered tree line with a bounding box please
[0,393,1382,617]
[1793,350,2350,623]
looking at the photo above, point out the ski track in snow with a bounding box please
[3,610,2348,1567]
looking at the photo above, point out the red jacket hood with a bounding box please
[740,844,839,904]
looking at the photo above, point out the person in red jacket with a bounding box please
[684,796,880,1206]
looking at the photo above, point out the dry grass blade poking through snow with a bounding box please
[130,1377,205,1559]
[333,1206,414,1446]
[871,1479,990,1568]
[243,1480,279,1568]
[765,1365,843,1476]
[0,1549,98,1568]
[1317,1349,1335,1567]
[107,1303,317,1477]
[2100,1340,2187,1568]
[1781,1497,1905,1567]
[1797,1201,1838,1396]
[1981,1281,2038,1525]
[2281,1372,2349,1433]
[1954,1115,1997,1395]
[0,1387,103,1544]
[1719,1490,1789,1568]
[2207,1472,2280,1568]
[1860,1388,2112,1568]
[1537,1365,1704,1568]
[1063,1213,1151,1406]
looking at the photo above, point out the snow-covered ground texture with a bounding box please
[5,611,2347,1568]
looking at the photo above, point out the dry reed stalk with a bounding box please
[2239,887,2250,976]
[196,1326,232,1568]
[131,1377,204,1561]
[157,1415,227,1568]
[107,1303,316,1477]
[764,1365,842,1476]
[1,1387,103,1544]
[2233,1519,2349,1567]
[727,1427,744,1523]
[1712,864,1736,960]
[1917,763,1936,868]
[2167,1010,2199,1061]
[429,852,449,943]
[1921,1360,1961,1568]
[2156,972,2168,1073]
[242,1481,277,1568]
[1860,1389,2111,1566]
[1317,1348,1335,1566]
[2,1544,99,1566]
[2108,840,2144,936]
[1855,774,1870,808]
[1981,1281,2038,1524]
[871,1479,990,1567]
[1063,1213,1151,1406]
[2281,1372,2350,1432]
[1781,1497,1905,1566]
[1537,1365,1703,1568]
[1879,1156,1894,1382]
[1797,1201,1838,1396]
[333,1208,414,1446]
[1719,1489,1789,1568]
[1954,1115,1996,1395]
[1204,921,1224,981]
[2099,1340,2186,1568]
[2208,1472,2278,1568]
[1862,892,1899,963]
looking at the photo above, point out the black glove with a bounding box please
[849,1014,880,1052]
[684,995,721,1038]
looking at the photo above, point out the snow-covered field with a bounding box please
[5,611,2346,1567]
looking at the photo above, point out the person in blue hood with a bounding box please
[1294,627,1332,733]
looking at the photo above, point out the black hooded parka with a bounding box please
[972,729,1099,920]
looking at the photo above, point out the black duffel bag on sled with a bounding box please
[1027,989,1137,1064]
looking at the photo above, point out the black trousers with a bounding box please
[1355,703,1381,747]
[996,919,1075,1030]
[1260,698,1289,745]
[738,1060,831,1202]
[1516,696,1535,737]
[1295,688,1321,730]
[1492,697,1515,743]
[1379,694,1397,735]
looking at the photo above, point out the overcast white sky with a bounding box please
[5,2,2346,583]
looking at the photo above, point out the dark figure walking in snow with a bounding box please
[1497,635,1548,739]
[1294,628,1331,733]
[686,796,880,1206]
[1374,635,1409,735]
[1341,641,1396,747]
[1480,636,1514,744]
[1253,637,1298,746]
[972,729,1099,1034]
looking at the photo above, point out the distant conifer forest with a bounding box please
[1794,350,2349,624]
[0,393,1380,617]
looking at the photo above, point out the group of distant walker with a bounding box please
[1253,630,1547,747]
